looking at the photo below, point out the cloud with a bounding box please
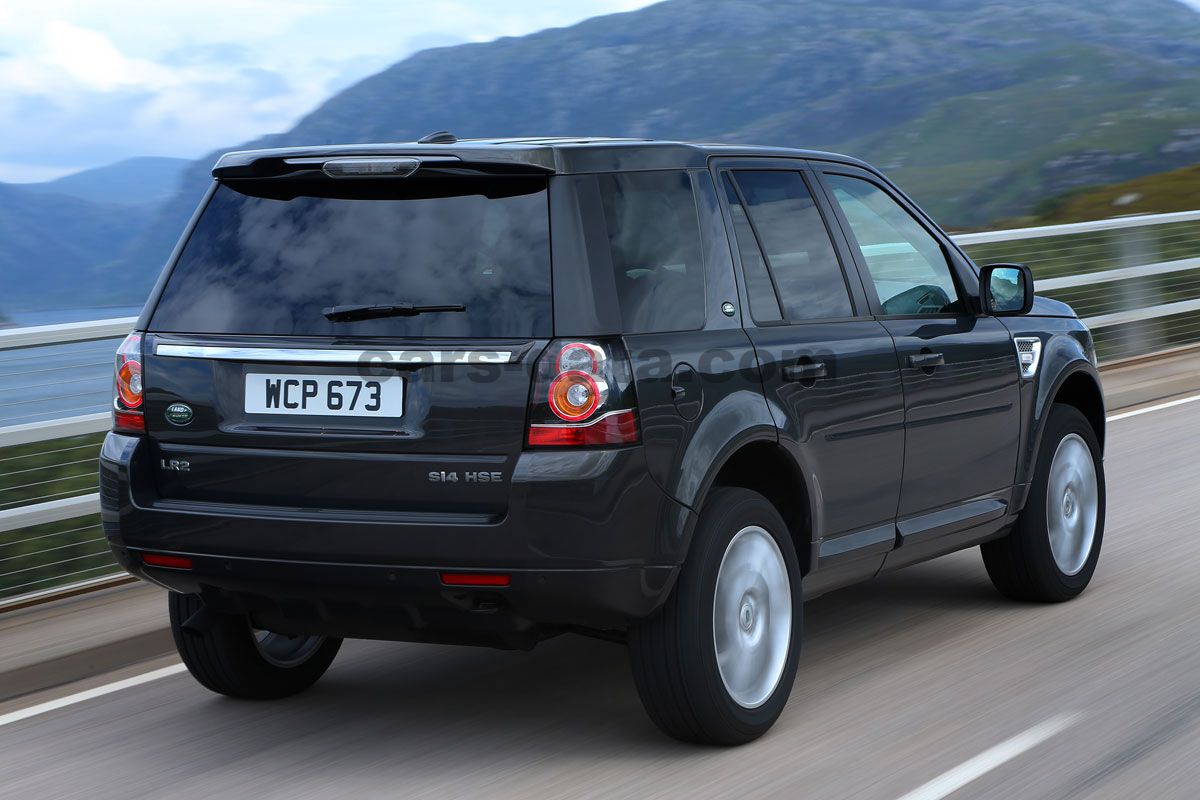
[0,1,659,181]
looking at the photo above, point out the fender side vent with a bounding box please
[1014,337,1042,378]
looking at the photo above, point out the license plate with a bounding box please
[244,373,403,417]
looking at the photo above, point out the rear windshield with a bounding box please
[149,175,551,338]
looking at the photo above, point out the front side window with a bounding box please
[729,170,854,322]
[598,171,705,334]
[825,174,962,316]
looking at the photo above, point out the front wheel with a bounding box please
[628,487,802,745]
[169,593,342,699]
[981,404,1106,602]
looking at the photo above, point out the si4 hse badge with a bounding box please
[164,403,194,426]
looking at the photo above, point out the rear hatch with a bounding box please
[141,165,552,518]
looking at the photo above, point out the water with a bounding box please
[1,307,142,427]
[5,306,143,327]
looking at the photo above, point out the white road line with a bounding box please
[0,663,186,729]
[1107,392,1200,422]
[895,712,1081,800]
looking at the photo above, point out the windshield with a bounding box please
[149,175,552,338]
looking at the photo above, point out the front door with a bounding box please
[816,166,1022,543]
[714,161,906,583]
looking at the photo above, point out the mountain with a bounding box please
[273,0,1200,225]
[20,157,190,207]
[1020,162,1200,224]
[0,184,155,310]
[0,157,190,313]
[15,0,1200,310]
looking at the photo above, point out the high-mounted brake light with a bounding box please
[527,339,639,447]
[112,333,145,434]
[322,157,421,178]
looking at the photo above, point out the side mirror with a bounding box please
[980,263,1034,316]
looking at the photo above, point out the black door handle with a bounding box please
[783,361,828,382]
[670,385,686,400]
[908,352,945,369]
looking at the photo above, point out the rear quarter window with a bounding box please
[597,171,706,334]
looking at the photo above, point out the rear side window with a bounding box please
[149,176,552,338]
[729,170,854,322]
[598,171,705,333]
[722,174,783,324]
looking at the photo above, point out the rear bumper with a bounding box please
[100,433,687,642]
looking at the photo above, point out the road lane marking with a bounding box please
[895,712,1081,800]
[0,663,186,729]
[1107,393,1200,422]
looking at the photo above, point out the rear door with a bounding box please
[141,170,553,517]
[713,159,905,582]
[814,165,1021,544]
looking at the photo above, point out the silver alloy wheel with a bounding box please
[252,628,325,669]
[713,525,792,709]
[1045,433,1099,576]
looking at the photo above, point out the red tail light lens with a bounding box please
[116,359,143,408]
[548,370,604,421]
[527,339,639,447]
[113,333,145,434]
[528,409,639,446]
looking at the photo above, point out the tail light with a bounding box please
[113,333,145,434]
[527,339,639,447]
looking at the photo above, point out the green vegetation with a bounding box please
[1022,164,1200,225]
[0,433,114,598]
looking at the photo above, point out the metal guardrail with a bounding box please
[0,209,1198,605]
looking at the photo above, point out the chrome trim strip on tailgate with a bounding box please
[155,344,513,364]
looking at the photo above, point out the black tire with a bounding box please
[628,487,802,745]
[981,404,1105,602]
[168,593,342,699]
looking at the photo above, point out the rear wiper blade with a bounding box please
[322,303,466,322]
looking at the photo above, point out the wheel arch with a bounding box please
[692,439,813,577]
[1017,359,1106,499]
[1052,369,1106,453]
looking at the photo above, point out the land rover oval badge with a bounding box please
[165,403,193,426]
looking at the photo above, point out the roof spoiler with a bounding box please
[212,143,558,179]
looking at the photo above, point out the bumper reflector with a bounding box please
[439,572,511,587]
[141,553,194,570]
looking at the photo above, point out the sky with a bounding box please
[0,0,657,183]
[2,0,1199,184]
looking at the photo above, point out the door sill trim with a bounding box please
[897,498,1008,545]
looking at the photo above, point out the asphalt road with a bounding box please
[2,398,1199,799]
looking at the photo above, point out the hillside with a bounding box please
[19,157,190,207]
[276,0,1200,224]
[0,184,154,311]
[15,0,1200,309]
[1024,162,1200,224]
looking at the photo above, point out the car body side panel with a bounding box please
[1000,315,1102,504]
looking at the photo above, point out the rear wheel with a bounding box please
[628,487,801,745]
[169,593,342,699]
[981,404,1105,602]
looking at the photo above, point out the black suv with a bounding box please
[101,137,1106,745]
